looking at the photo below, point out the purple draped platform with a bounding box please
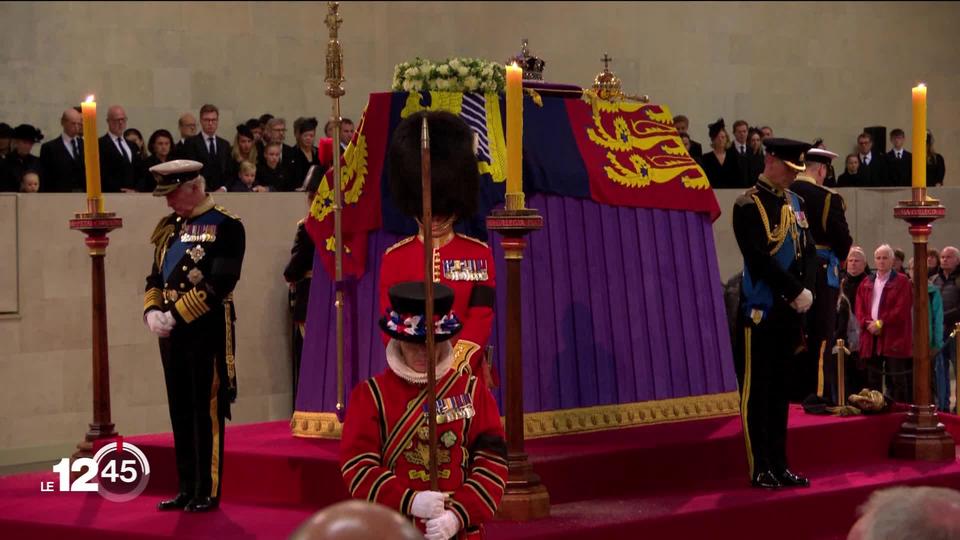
[295,193,737,415]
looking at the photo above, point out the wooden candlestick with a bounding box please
[487,207,549,520]
[69,212,123,465]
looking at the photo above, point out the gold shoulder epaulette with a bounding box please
[455,233,490,249]
[150,215,175,246]
[214,205,241,221]
[735,187,758,207]
[385,235,416,255]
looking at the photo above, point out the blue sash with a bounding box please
[816,248,840,289]
[740,193,800,323]
[162,211,225,282]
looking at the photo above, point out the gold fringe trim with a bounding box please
[291,392,740,440]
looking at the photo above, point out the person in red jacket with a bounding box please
[340,281,508,540]
[381,111,496,386]
[854,244,913,402]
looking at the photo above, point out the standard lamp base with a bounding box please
[889,404,956,461]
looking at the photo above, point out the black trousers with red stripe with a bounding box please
[734,319,799,478]
[159,322,227,501]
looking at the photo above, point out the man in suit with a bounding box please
[39,108,85,192]
[673,114,702,159]
[856,132,889,187]
[98,105,139,192]
[175,113,198,157]
[886,128,912,187]
[181,104,231,192]
[732,119,752,185]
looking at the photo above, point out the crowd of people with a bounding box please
[1,105,950,194]
[0,104,355,194]
[673,114,948,189]
[835,244,959,412]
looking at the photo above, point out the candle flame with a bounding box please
[85,95,95,103]
[917,82,926,89]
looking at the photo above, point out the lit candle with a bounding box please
[911,83,926,189]
[505,63,523,201]
[80,95,103,213]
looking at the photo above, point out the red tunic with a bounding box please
[340,366,508,538]
[379,233,496,378]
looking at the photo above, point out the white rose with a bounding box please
[481,67,493,77]
[405,67,419,77]
[402,80,415,92]
[464,76,479,91]
[457,66,469,76]
[438,65,450,75]
[438,78,452,90]
[449,58,461,69]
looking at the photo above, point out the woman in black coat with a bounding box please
[700,118,742,189]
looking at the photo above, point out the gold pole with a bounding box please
[421,117,439,490]
[324,2,346,417]
[836,339,847,407]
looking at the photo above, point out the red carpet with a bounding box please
[1,406,959,539]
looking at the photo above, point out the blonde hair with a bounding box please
[231,132,258,164]
[239,160,256,176]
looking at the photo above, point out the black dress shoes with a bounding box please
[776,468,810,487]
[751,469,782,489]
[185,496,219,512]
[157,492,192,511]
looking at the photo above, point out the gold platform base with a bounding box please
[291,391,740,439]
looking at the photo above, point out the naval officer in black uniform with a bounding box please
[733,138,817,489]
[788,148,852,403]
[143,159,246,512]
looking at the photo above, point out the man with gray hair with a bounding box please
[854,244,913,402]
[143,159,246,512]
[788,147,852,402]
[848,486,960,539]
[932,246,960,412]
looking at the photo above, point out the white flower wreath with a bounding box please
[392,57,506,93]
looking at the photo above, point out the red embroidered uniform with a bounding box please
[340,368,508,538]
[379,234,496,376]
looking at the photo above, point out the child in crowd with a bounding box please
[19,170,39,192]
[229,161,269,192]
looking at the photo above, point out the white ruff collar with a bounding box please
[386,340,453,385]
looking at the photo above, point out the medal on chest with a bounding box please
[442,259,489,281]
[181,224,217,243]
[423,392,475,424]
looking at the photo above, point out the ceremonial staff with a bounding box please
[421,116,440,490]
[324,1,347,420]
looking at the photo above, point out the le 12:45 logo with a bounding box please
[43,440,151,502]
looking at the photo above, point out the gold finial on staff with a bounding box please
[325,1,347,420]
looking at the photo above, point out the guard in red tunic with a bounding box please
[340,281,508,540]
[381,111,496,385]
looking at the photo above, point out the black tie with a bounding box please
[117,138,129,162]
[208,137,216,156]
[72,139,80,160]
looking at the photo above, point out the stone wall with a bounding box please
[1,1,958,181]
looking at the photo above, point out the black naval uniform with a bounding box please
[733,175,816,488]
[789,176,852,403]
[144,196,245,508]
[283,218,315,406]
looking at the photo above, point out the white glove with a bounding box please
[411,490,445,519]
[425,510,460,540]
[159,311,176,330]
[145,310,173,337]
[790,288,813,313]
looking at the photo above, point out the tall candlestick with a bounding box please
[911,83,926,189]
[80,96,103,213]
[505,63,524,209]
